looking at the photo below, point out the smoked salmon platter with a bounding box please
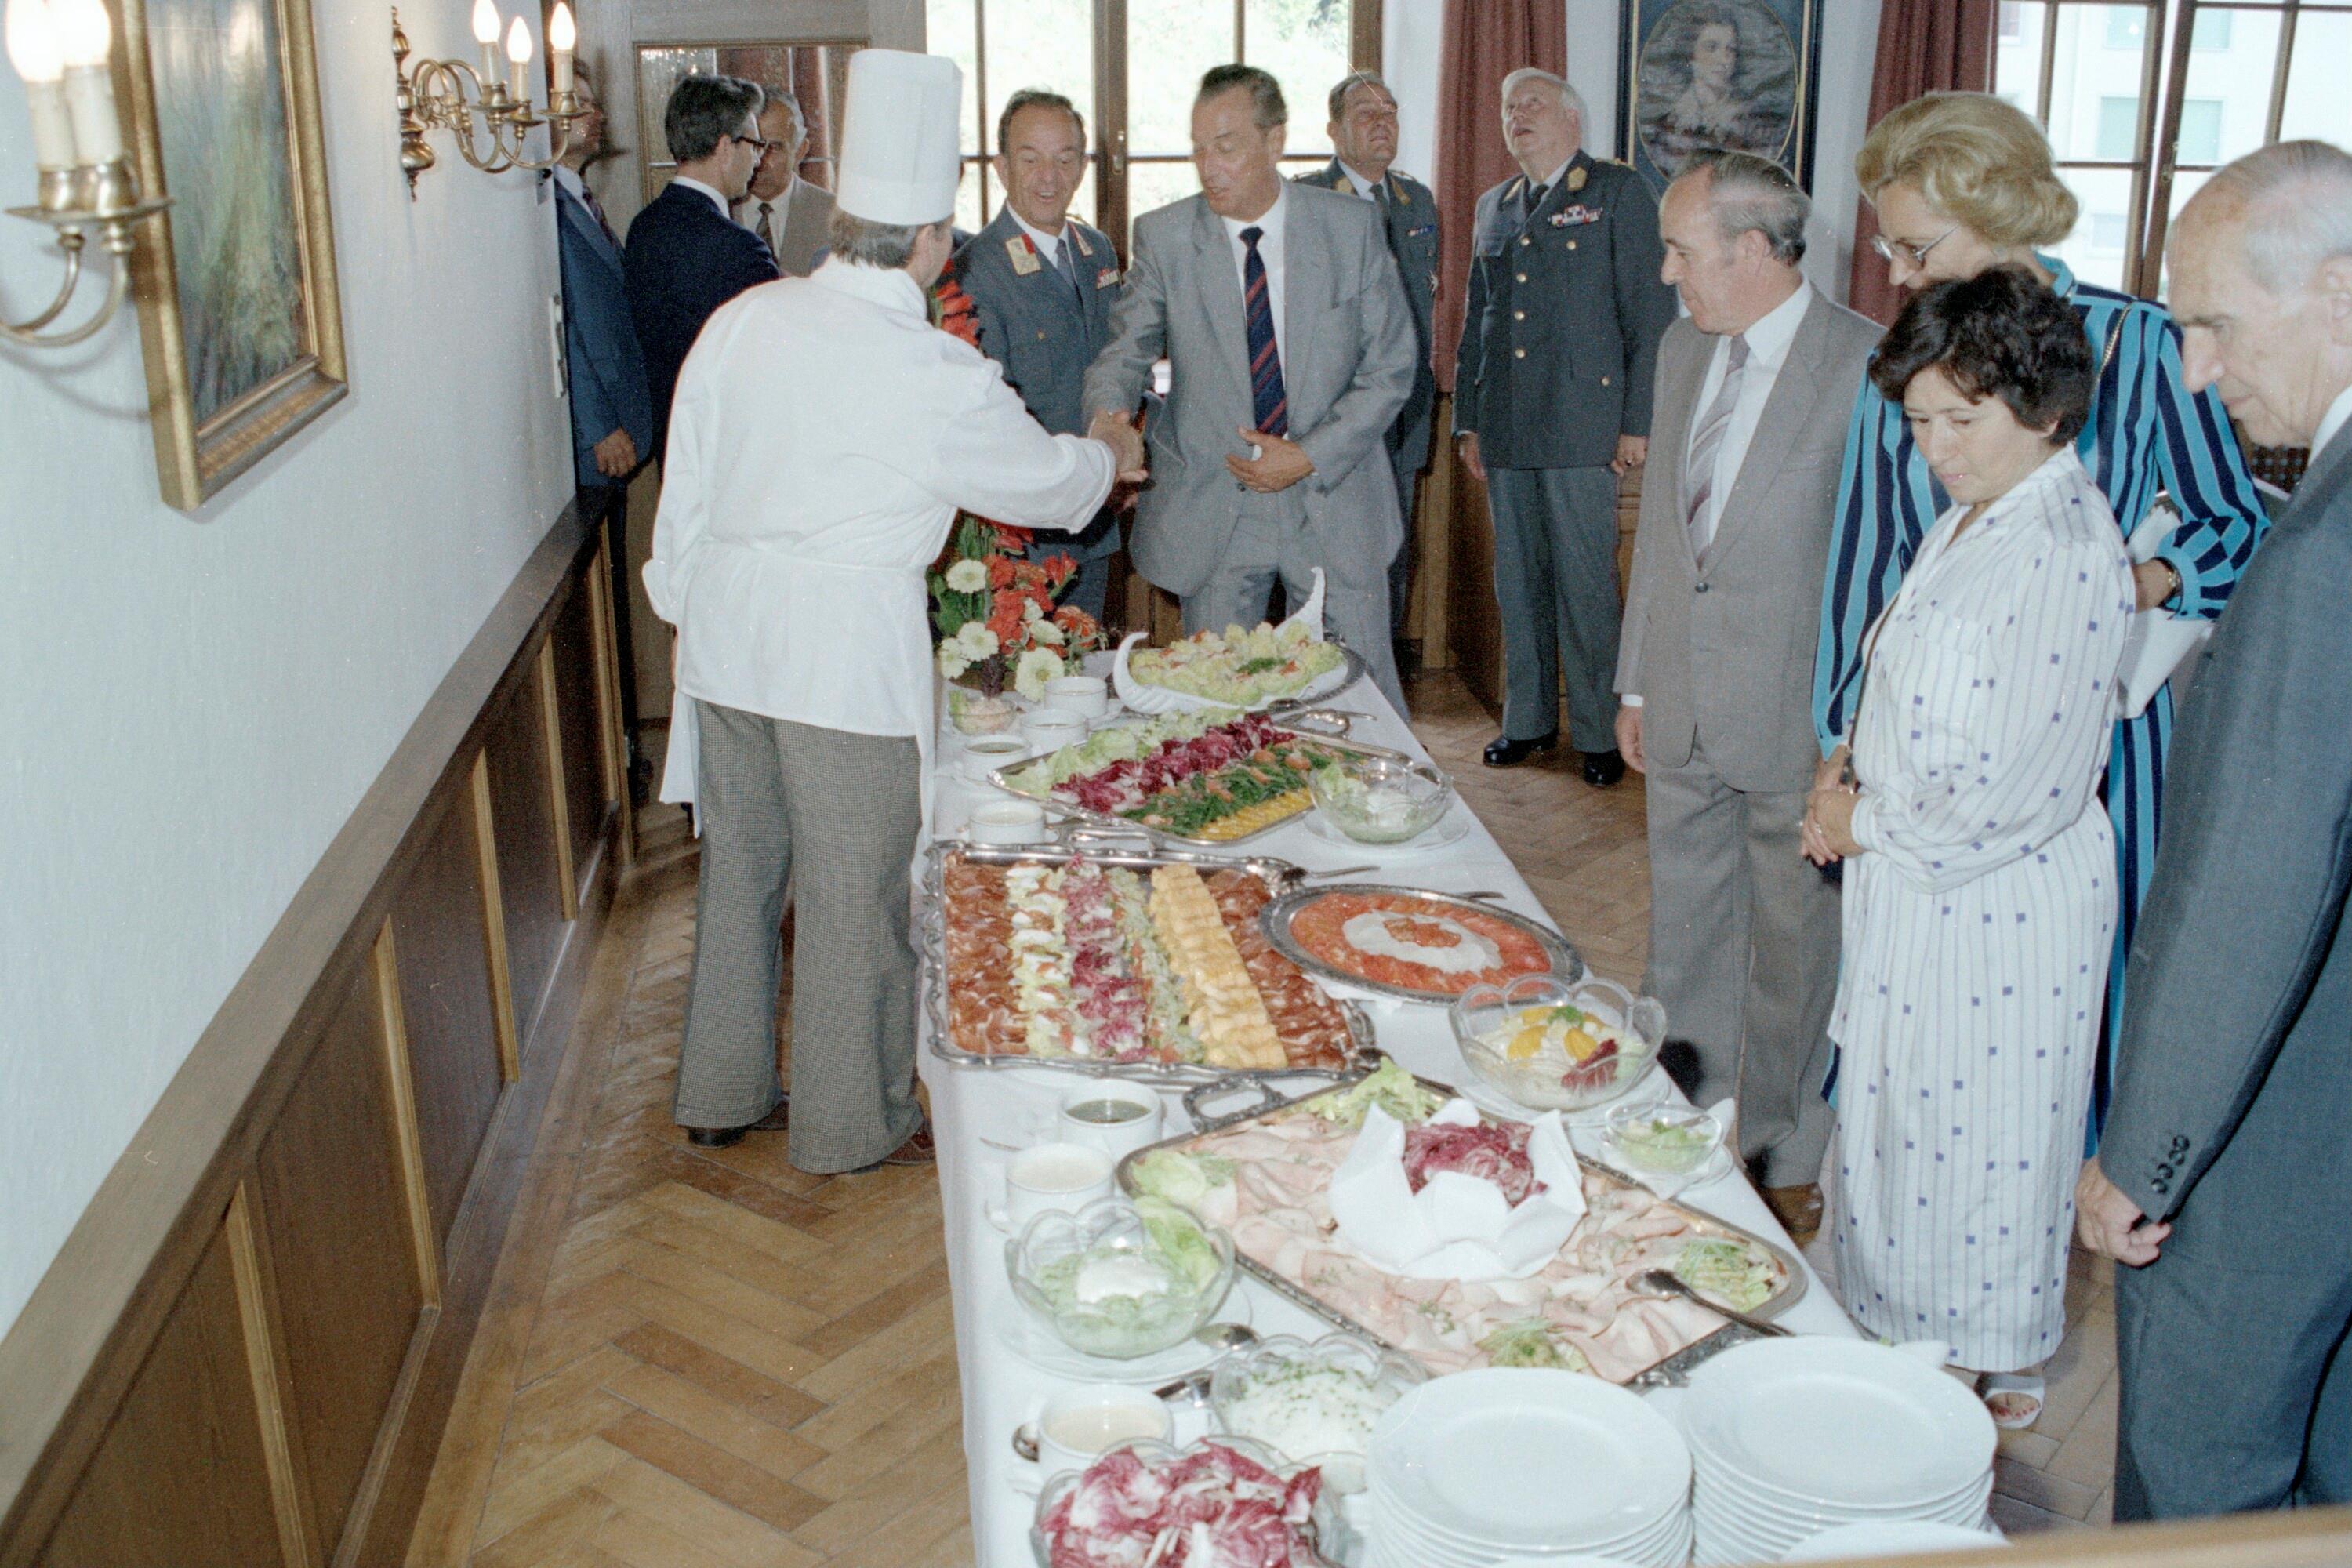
[1260,884,1584,1004]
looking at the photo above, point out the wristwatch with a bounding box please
[2155,558,2183,610]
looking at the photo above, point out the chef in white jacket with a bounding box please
[644,49,1146,1171]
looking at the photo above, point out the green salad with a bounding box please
[1127,1148,1235,1214]
[1022,1199,1229,1358]
[1675,1237,1778,1312]
[1306,1059,1446,1129]
[1477,1319,1592,1373]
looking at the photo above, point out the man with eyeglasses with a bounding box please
[741,87,836,278]
[953,89,1127,622]
[626,74,781,466]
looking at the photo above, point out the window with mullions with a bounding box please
[1997,1,2352,296]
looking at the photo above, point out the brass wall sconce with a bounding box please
[2,0,169,348]
[392,0,582,197]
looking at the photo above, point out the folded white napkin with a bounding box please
[2115,499,2211,720]
[1330,1100,1588,1281]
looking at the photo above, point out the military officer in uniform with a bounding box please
[1455,68,1675,785]
[1299,70,1440,665]
[954,89,1127,622]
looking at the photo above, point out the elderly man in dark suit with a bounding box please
[550,62,653,787]
[2075,140,2352,1519]
[1456,68,1675,785]
[955,89,1126,622]
[625,74,779,464]
[1085,65,1416,711]
[1299,71,1439,665]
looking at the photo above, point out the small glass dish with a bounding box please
[1030,1435,1346,1568]
[1004,1196,1236,1360]
[1450,973,1666,1112]
[1602,1102,1725,1177]
[1208,1331,1426,1494]
[1306,754,1454,844]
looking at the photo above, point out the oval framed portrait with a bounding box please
[1618,0,1822,198]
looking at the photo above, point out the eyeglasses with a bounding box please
[1871,223,1960,267]
[735,134,779,155]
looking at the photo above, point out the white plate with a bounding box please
[1781,1519,2004,1559]
[1370,1370,1690,1550]
[1301,802,1475,855]
[1683,1339,1994,1509]
[1699,1459,1991,1520]
[1370,1483,1686,1564]
[993,1293,1253,1385]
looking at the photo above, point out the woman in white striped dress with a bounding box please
[1804,267,2133,1424]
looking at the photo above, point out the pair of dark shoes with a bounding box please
[684,1094,791,1149]
[1481,731,1625,788]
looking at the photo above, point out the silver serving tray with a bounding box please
[917,840,1381,1085]
[1116,1073,1809,1389]
[984,719,1413,849]
[1258,883,1586,1005]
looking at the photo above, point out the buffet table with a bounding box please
[917,673,1860,1568]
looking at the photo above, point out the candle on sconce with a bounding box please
[49,0,119,165]
[5,0,78,169]
[469,0,499,91]
[546,0,572,96]
[503,13,528,103]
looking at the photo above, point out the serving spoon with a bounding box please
[1632,1267,1790,1339]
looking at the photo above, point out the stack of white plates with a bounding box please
[1680,1340,1997,1564]
[1362,1369,1693,1568]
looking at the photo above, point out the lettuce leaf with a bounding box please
[1135,1196,1223,1293]
[1128,1149,1234,1214]
[1306,1059,1446,1129]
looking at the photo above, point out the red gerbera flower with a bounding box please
[987,554,1017,590]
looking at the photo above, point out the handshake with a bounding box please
[1087,409,1150,486]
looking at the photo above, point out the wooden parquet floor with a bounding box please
[412,671,2116,1567]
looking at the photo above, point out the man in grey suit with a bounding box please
[1614,152,1880,1239]
[1457,69,1675,785]
[1298,71,1440,664]
[956,89,1127,622]
[2076,140,2352,1519]
[1085,64,1417,711]
[742,88,835,278]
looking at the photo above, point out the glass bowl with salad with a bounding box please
[1306,754,1454,844]
[1208,1331,1426,1493]
[1602,1102,1724,1177]
[1006,1195,1236,1359]
[1450,973,1666,1112]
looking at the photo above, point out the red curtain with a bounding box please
[1847,0,1999,324]
[1432,0,1566,392]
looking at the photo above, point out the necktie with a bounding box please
[1684,334,1751,561]
[755,201,777,255]
[1049,236,1084,308]
[1522,182,1549,225]
[1240,225,1287,437]
[579,181,617,246]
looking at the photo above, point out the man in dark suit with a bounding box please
[625,74,779,465]
[1455,68,1675,785]
[2075,140,2352,1519]
[954,89,1126,622]
[550,63,653,786]
[1300,71,1439,666]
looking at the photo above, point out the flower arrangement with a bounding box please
[930,515,1106,701]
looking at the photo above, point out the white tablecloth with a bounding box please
[916,673,1858,1568]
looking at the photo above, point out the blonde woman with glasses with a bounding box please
[1811,94,2270,1221]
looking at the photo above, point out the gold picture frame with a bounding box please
[113,0,346,511]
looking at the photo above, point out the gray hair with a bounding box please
[1199,64,1287,129]
[2187,139,2352,296]
[1676,148,1809,263]
[998,87,1087,152]
[760,85,806,147]
[665,74,763,164]
[1499,67,1585,144]
[1327,70,1396,125]
[826,209,950,269]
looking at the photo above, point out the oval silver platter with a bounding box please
[1257,882,1586,1005]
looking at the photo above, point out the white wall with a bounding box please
[0,4,572,1337]
[1385,0,1882,302]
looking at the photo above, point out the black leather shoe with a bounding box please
[1581,748,1627,788]
[684,1094,790,1149]
[1482,731,1559,768]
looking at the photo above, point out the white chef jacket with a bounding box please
[644,256,1115,814]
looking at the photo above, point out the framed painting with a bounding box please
[1617,0,1824,198]
[114,0,345,510]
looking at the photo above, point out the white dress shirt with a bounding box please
[2315,381,2352,462]
[670,175,731,217]
[551,163,587,203]
[1008,206,1073,270]
[747,177,795,249]
[1688,280,1812,550]
[1337,162,1382,201]
[645,257,1114,813]
[1221,183,1290,365]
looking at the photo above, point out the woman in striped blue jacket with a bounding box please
[1813,93,2268,1139]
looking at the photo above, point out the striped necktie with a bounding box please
[1684,333,1751,561]
[1240,225,1287,437]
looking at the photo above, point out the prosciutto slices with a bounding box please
[1039,1443,1324,1568]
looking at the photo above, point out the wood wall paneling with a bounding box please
[253,970,429,1554]
[383,793,507,1254]
[547,578,610,908]
[468,754,524,1083]
[482,682,566,1053]
[34,1212,287,1568]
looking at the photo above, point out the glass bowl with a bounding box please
[1208,1331,1428,1492]
[1031,1435,1347,1568]
[1307,754,1454,844]
[1602,1102,1724,1176]
[1450,973,1667,1112]
[1004,1195,1236,1360]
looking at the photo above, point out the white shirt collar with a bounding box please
[1221,181,1289,246]
[808,253,927,318]
[671,176,731,216]
[1337,161,1384,200]
[2314,381,2352,461]
[1536,157,1575,196]
[1007,205,1071,264]
[1732,278,1811,369]
[749,176,795,218]
[552,163,586,200]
